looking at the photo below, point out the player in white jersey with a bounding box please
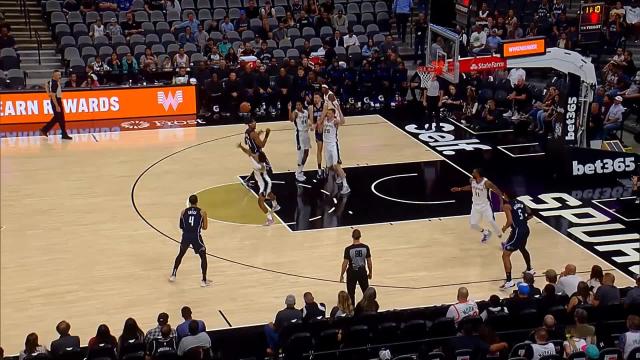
[289,100,311,182]
[237,142,280,226]
[319,107,350,194]
[321,85,343,167]
[309,93,325,177]
[451,168,503,243]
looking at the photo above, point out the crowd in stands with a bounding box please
[4,263,640,359]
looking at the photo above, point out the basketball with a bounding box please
[240,102,251,113]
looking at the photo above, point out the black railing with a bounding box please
[35,30,43,65]
[18,0,34,39]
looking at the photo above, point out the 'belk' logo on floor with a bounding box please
[157,91,184,111]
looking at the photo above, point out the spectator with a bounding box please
[107,52,122,78]
[305,0,319,17]
[480,294,508,321]
[64,73,81,88]
[542,315,565,341]
[461,87,479,125]
[528,86,557,132]
[542,269,558,291]
[145,313,176,344]
[232,12,247,35]
[331,9,347,29]
[117,318,144,356]
[165,0,181,12]
[380,35,396,55]
[176,306,206,340]
[272,22,287,42]
[450,320,508,360]
[82,65,100,87]
[622,51,638,79]
[568,308,596,344]
[240,41,254,56]
[523,273,542,297]
[476,2,489,27]
[122,52,139,83]
[89,18,106,39]
[606,13,623,49]
[19,333,48,360]
[205,72,223,110]
[315,12,332,32]
[485,28,501,53]
[592,273,620,307]
[603,95,624,138]
[588,102,604,141]
[586,265,603,292]
[121,12,143,38]
[97,0,118,12]
[474,99,503,131]
[557,264,582,296]
[88,324,118,349]
[469,25,487,54]
[557,32,571,49]
[161,56,173,71]
[290,0,302,17]
[529,328,556,360]
[106,18,122,38]
[441,84,464,113]
[139,47,158,76]
[328,30,343,48]
[391,0,410,42]
[195,24,209,50]
[145,0,164,11]
[625,275,640,307]
[619,315,640,359]
[63,0,81,11]
[176,320,211,356]
[564,324,588,357]
[172,13,200,34]
[260,0,276,18]
[320,0,334,14]
[255,41,271,64]
[218,35,231,56]
[146,324,176,360]
[245,0,259,19]
[567,281,593,313]
[330,290,354,319]
[178,26,196,47]
[118,0,132,11]
[539,284,564,312]
[627,0,640,42]
[446,287,479,324]
[508,283,538,314]
[283,11,295,28]
[173,47,189,68]
[219,16,234,35]
[301,292,326,322]
[414,13,427,62]
[173,66,189,84]
[208,45,222,66]
[224,47,238,66]
[354,286,379,316]
[505,77,531,118]
[297,10,312,29]
[50,321,80,356]
[79,0,95,12]
[509,20,523,39]
[264,295,302,354]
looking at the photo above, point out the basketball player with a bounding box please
[244,117,272,173]
[309,92,325,177]
[340,229,372,305]
[237,142,280,225]
[289,100,311,182]
[500,190,535,289]
[169,194,211,287]
[321,85,343,166]
[451,168,503,242]
[319,107,350,194]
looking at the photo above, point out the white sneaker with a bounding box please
[481,230,492,243]
[504,110,513,117]
[200,279,212,287]
[636,198,640,204]
[295,173,306,182]
[264,218,275,226]
[336,177,343,184]
[340,184,351,194]
[500,280,516,289]
[272,204,281,212]
[169,275,176,282]
[524,269,536,276]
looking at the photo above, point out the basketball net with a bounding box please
[416,60,444,88]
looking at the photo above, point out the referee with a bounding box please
[423,72,440,130]
[339,229,372,305]
[40,70,72,140]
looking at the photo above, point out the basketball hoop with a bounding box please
[416,64,442,88]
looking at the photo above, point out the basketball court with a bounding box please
[1,114,634,353]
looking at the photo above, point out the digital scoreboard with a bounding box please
[579,2,604,43]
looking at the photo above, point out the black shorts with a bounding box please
[504,226,529,252]
[181,234,206,254]
[315,130,323,142]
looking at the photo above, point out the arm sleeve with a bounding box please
[343,247,349,260]
[365,245,371,258]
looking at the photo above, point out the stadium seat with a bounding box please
[142,22,156,34]
[77,36,94,52]
[167,43,179,58]
[197,0,211,8]
[249,18,262,32]
[228,0,241,7]
[372,32,384,45]
[286,48,299,60]
[374,1,387,12]
[184,43,198,57]
[599,348,623,360]
[102,11,117,24]
[455,349,473,360]
[287,28,301,42]
[81,47,98,64]
[86,11,100,24]
[282,332,312,360]
[50,12,67,27]
[45,0,62,14]
[347,3,359,14]
[191,52,206,64]
[56,347,84,360]
[485,312,511,332]
[229,7,241,20]
[129,34,146,49]
[0,48,20,71]
[320,26,333,39]
[360,2,373,13]
[266,39,277,51]
[231,40,242,50]
[567,351,586,360]
[111,34,127,48]
[334,4,344,13]
[376,12,389,31]
[182,9,196,20]
[241,30,255,42]
[274,6,286,17]
[346,14,357,29]
[182,0,196,9]
[161,33,176,47]
[425,352,446,360]
[94,35,110,48]
[59,36,76,51]
[98,46,114,59]
[54,23,72,40]
[150,44,165,56]
[293,38,305,52]
[353,24,365,36]
[64,47,81,62]
[7,69,25,89]
[213,8,226,20]
[209,31,222,42]
[374,322,398,346]
[73,24,89,38]
[510,342,532,359]
[199,9,212,20]
[272,49,285,63]
[116,45,131,57]
[226,30,240,43]
[67,12,83,26]
[166,10,181,22]
[278,38,292,52]
[316,328,340,353]
[154,21,170,36]
[133,44,146,61]
[361,12,374,27]
[334,46,346,61]
[134,11,149,22]
[309,38,322,51]
[302,27,315,40]
[267,17,278,30]
[150,10,165,23]
[212,0,226,7]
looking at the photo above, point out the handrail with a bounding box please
[17,0,33,39]
[35,30,42,65]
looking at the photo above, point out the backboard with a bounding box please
[426,24,461,84]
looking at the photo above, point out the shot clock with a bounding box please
[579,2,605,43]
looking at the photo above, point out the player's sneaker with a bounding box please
[504,110,513,117]
[200,279,212,287]
[295,173,306,182]
[264,218,275,226]
[340,184,351,195]
[336,177,343,184]
[636,198,640,204]
[169,275,176,282]
[481,230,492,243]
[500,280,516,289]
[272,204,281,212]
[524,269,537,276]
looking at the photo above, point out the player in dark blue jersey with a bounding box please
[169,194,211,287]
[499,190,534,289]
